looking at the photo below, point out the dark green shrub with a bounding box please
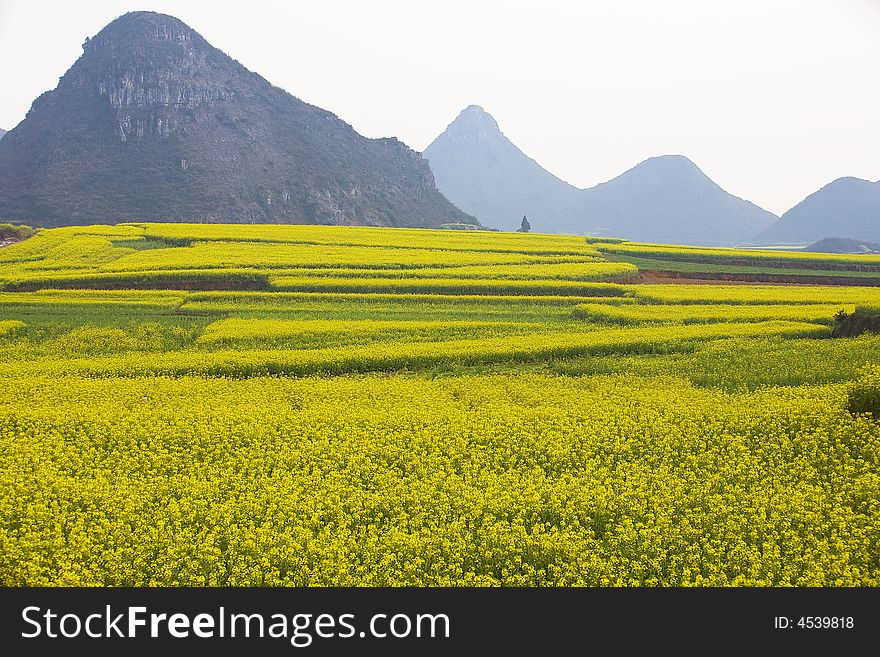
[847,366,880,418]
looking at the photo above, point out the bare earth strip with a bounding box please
[628,269,880,286]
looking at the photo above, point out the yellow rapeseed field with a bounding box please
[0,224,878,586]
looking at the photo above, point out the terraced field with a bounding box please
[1,224,878,586]
[596,240,880,284]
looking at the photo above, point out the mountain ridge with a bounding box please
[580,154,778,245]
[757,177,880,244]
[425,106,777,244]
[0,11,474,228]
[424,105,582,233]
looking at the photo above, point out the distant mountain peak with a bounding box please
[424,105,582,231]
[587,154,724,207]
[93,10,190,33]
[443,105,501,141]
[425,108,776,243]
[630,154,706,176]
[826,176,873,188]
[641,153,699,168]
[580,154,776,245]
[757,175,880,244]
[80,12,205,61]
[458,104,497,123]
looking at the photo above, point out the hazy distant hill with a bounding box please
[0,12,473,228]
[804,237,880,254]
[757,177,880,245]
[0,129,6,140]
[425,106,776,244]
[423,105,583,233]
[580,155,778,246]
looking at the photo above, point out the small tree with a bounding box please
[518,214,531,233]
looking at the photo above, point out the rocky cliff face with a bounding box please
[0,12,474,227]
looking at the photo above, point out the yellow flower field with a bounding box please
[0,223,878,586]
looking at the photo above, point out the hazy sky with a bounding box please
[0,0,878,215]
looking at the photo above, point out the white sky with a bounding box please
[0,0,878,215]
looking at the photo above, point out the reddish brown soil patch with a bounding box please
[625,270,880,287]
[627,254,880,273]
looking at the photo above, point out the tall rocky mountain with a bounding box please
[423,105,583,232]
[580,155,777,246]
[0,129,6,140]
[0,12,473,228]
[756,177,880,245]
[424,106,777,245]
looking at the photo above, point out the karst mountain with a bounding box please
[757,177,880,245]
[425,106,778,245]
[0,12,474,228]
